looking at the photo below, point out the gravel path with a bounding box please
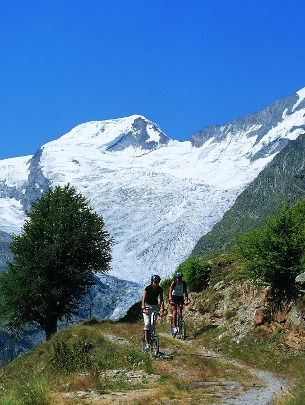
[196,344,292,404]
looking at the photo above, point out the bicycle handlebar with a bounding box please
[142,306,168,316]
[169,299,191,306]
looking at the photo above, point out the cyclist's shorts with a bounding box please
[143,304,159,330]
[171,295,184,306]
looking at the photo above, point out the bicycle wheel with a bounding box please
[150,336,159,358]
[142,335,146,352]
[180,320,186,340]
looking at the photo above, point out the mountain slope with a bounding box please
[192,133,305,257]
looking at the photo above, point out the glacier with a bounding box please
[1,89,305,289]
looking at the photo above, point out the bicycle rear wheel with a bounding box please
[150,336,159,358]
[178,320,186,340]
[170,318,173,335]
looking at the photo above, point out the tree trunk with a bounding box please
[43,316,58,341]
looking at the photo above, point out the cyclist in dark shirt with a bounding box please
[141,274,164,348]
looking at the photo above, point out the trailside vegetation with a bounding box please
[0,184,112,340]
[177,256,212,292]
[161,257,212,294]
[236,200,305,297]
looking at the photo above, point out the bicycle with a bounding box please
[170,300,190,340]
[142,306,167,357]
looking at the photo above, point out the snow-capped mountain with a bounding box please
[1,87,305,365]
[1,89,305,288]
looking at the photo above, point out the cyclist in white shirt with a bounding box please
[169,272,189,334]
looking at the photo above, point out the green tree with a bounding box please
[0,184,112,340]
[177,257,211,292]
[237,202,305,294]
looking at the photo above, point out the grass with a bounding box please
[3,374,51,405]
[0,314,265,404]
[0,321,155,404]
[2,252,305,404]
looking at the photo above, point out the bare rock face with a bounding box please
[184,279,305,352]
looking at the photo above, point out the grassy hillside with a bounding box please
[0,316,258,404]
[1,254,305,404]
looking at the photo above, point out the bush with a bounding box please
[160,277,172,297]
[52,340,94,374]
[177,257,212,292]
[236,202,305,295]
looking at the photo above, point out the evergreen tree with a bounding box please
[0,184,112,340]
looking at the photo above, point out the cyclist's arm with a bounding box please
[159,291,164,311]
[141,290,147,310]
[169,282,174,304]
[184,282,189,303]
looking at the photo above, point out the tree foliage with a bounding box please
[177,257,212,292]
[237,201,305,294]
[0,184,112,340]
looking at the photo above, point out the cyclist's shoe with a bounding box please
[171,327,178,336]
[145,343,151,350]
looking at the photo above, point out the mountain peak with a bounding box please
[104,115,170,152]
[52,115,171,153]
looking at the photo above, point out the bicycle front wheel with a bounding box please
[142,335,146,352]
[150,336,159,358]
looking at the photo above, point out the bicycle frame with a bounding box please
[171,302,187,340]
[142,306,167,357]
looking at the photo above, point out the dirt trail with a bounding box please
[62,327,292,404]
[103,334,291,404]
[194,341,291,404]
[155,337,291,404]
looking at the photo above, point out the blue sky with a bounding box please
[1,0,305,160]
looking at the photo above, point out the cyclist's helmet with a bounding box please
[176,272,183,279]
[151,274,161,283]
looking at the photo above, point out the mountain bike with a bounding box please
[170,300,189,340]
[142,306,167,357]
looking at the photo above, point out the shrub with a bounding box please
[236,202,305,295]
[52,340,93,374]
[177,257,212,292]
[160,277,172,296]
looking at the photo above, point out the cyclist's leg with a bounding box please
[151,305,159,323]
[171,302,177,328]
[172,295,183,328]
[143,306,152,344]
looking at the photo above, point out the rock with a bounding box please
[254,307,270,326]
[213,281,224,290]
